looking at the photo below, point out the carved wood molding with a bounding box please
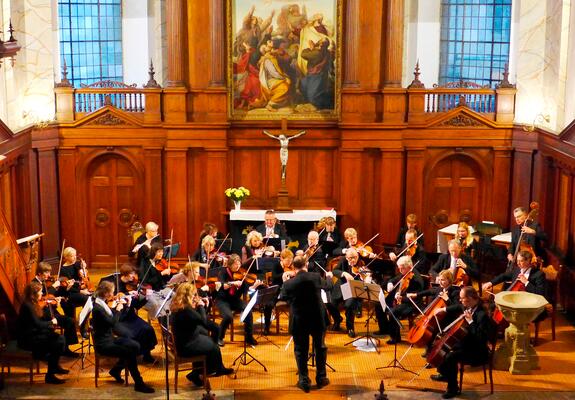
[85,112,135,127]
[437,114,487,128]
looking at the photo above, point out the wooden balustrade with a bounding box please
[74,89,145,114]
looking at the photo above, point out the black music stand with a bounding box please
[376,300,417,375]
[154,286,175,400]
[232,290,268,378]
[254,285,280,348]
[343,280,382,353]
[215,238,233,254]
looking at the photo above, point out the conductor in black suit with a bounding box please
[280,255,330,393]
[431,239,479,283]
[256,209,289,240]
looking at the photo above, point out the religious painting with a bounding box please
[227,0,341,120]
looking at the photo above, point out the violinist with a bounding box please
[375,256,425,344]
[139,242,171,291]
[508,206,547,263]
[99,264,158,364]
[406,270,460,355]
[242,230,279,264]
[17,282,68,384]
[214,254,263,347]
[261,249,293,335]
[59,247,90,334]
[318,217,342,257]
[192,235,223,267]
[297,230,326,274]
[482,250,548,322]
[431,240,479,285]
[389,229,428,274]
[256,209,289,240]
[91,281,155,393]
[170,283,233,387]
[429,286,494,399]
[198,222,224,247]
[395,213,424,248]
[32,262,79,357]
[129,221,163,267]
[327,248,365,338]
[332,227,358,257]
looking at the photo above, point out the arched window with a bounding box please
[58,0,123,87]
[439,0,511,87]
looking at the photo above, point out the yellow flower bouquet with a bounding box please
[225,186,250,202]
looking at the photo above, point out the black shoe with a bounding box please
[297,381,311,393]
[81,331,90,340]
[142,354,155,364]
[134,382,155,393]
[246,337,258,346]
[431,374,448,382]
[386,338,401,345]
[347,329,356,338]
[53,366,69,375]
[218,338,225,347]
[45,374,66,384]
[186,370,204,387]
[109,369,124,383]
[214,367,234,376]
[442,388,458,399]
[63,349,80,359]
[316,377,330,388]
[263,326,271,336]
[355,310,362,318]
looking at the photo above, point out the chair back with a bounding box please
[160,324,177,357]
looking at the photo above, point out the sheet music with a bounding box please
[341,282,352,300]
[241,290,258,322]
[320,289,328,304]
[378,289,387,312]
[79,296,93,326]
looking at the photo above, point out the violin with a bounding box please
[353,241,376,258]
[155,258,180,274]
[399,271,414,294]
[232,267,260,286]
[78,257,95,292]
[453,265,470,286]
[407,289,449,347]
[39,294,59,309]
[124,276,140,292]
[351,260,371,281]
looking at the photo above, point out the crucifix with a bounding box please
[262,118,306,211]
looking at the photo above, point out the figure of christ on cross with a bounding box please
[263,119,306,184]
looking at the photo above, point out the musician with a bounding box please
[508,206,547,262]
[297,230,326,273]
[58,247,90,333]
[171,283,233,387]
[192,235,223,267]
[262,249,292,335]
[129,221,163,267]
[17,282,68,384]
[198,222,224,247]
[333,227,358,256]
[431,240,479,284]
[375,255,425,344]
[327,248,364,338]
[138,242,171,291]
[256,209,289,240]
[91,281,154,393]
[456,222,476,257]
[214,254,262,347]
[280,256,330,393]
[430,286,495,399]
[482,250,548,321]
[242,230,264,263]
[318,217,342,257]
[100,264,158,364]
[389,229,428,274]
[395,213,424,248]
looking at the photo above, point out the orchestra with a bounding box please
[11,205,555,398]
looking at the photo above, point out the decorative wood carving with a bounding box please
[166,0,186,87]
[437,114,486,128]
[86,113,133,126]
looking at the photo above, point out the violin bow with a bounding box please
[167,228,174,268]
[115,256,119,294]
[356,233,380,254]
[188,254,197,287]
[209,233,230,267]
[240,255,258,285]
[56,239,66,278]
[396,232,425,259]
[385,260,420,299]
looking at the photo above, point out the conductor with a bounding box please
[280,255,330,393]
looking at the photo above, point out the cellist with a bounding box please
[508,206,547,264]
[374,255,425,344]
[429,286,494,399]
[431,240,479,286]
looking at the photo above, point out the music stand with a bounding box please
[215,238,233,254]
[71,296,95,370]
[154,286,175,400]
[254,285,280,348]
[342,280,382,353]
[232,291,268,378]
[163,242,180,259]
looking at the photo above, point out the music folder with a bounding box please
[215,238,233,253]
[341,280,382,302]
[163,242,180,258]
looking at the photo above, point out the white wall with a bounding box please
[122,0,149,87]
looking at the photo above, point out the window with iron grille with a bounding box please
[58,0,123,88]
[439,0,511,88]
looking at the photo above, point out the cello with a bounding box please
[407,289,449,347]
[426,313,469,368]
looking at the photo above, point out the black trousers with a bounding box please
[293,329,327,385]
[95,336,143,384]
[328,297,361,330]
[375,302,415,341]
[20,331,65,375]
[43,307,78,346]
[216,297,253,340]
[179,334,224,374]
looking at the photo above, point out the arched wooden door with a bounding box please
[425,154,484,249]
[87,155,143,267]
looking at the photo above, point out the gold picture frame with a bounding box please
[227,0,342,120]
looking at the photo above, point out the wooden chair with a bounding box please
[0,314,40,385]
[458,328,497,394]
[160,324,207,393]
[211,306,236,342]
[274,300,290,334]
[90,328,128,387]
[533,264,561,345]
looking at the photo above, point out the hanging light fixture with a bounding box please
[0,20,21,67]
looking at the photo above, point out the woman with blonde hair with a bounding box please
[171,283,232,387]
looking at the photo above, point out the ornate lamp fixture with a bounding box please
[0,20,21,67]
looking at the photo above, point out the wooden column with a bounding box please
[383,0,404,87]
[209,0,225,88]
[166,0,186,87]
[143,148,163,225]
[343,0,360,88]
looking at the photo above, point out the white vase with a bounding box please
[234,200,242,210]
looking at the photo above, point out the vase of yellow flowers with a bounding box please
[225,186,250,210]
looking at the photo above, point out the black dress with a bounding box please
[214,268,254,342]
[58,262,89,319]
